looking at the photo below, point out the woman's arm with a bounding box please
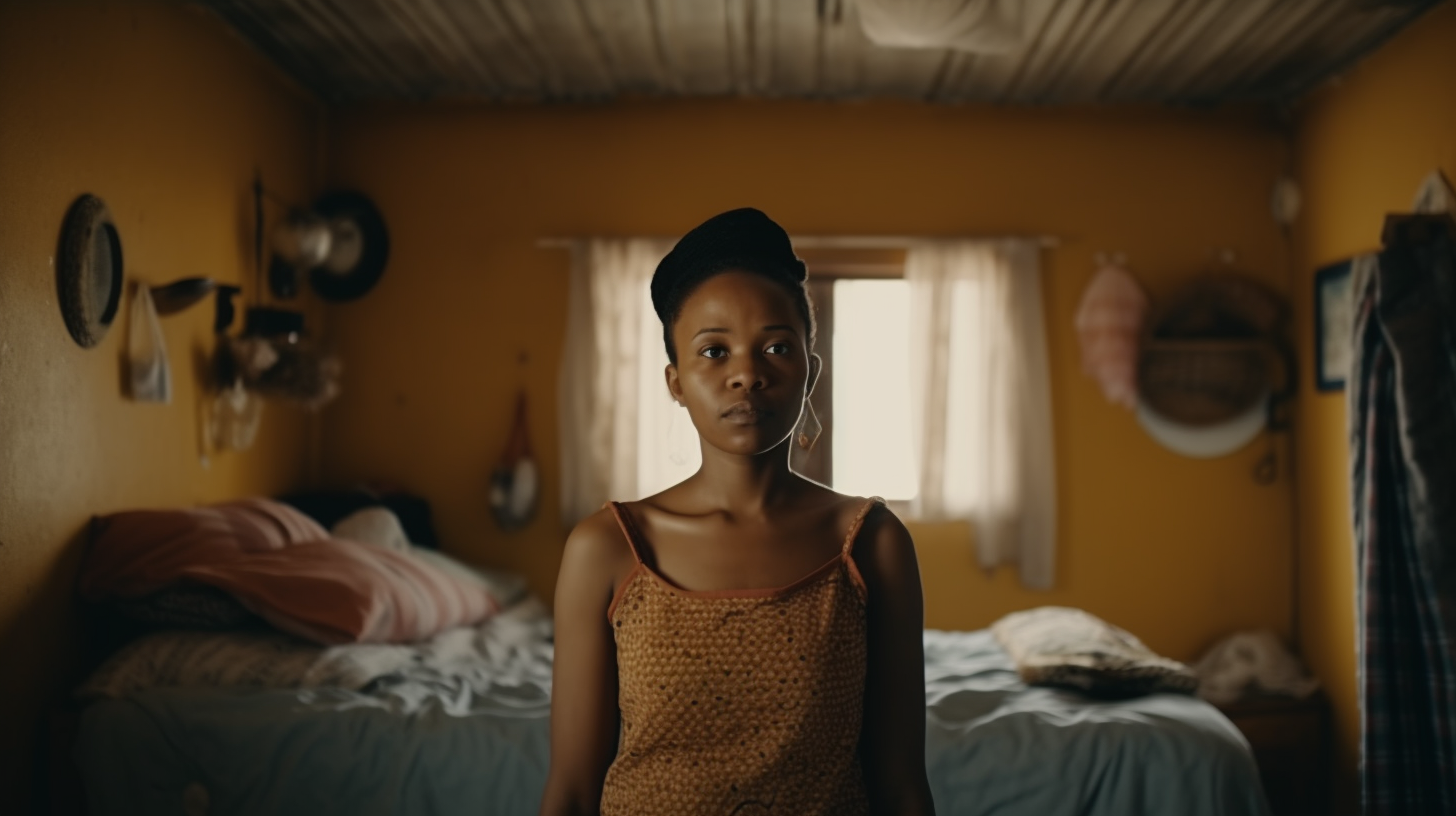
[857,507,937,816]
[538,510,632,816]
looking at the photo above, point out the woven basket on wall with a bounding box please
[1137,275,1285,426]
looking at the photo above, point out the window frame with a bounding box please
[795,248,911,508]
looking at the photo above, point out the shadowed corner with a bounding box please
[0,521,94,816]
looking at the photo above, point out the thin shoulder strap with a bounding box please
[841,496,884,556]
[605,501,647,565]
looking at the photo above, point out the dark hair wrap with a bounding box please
[651,208,814,363]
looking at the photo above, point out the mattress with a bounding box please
[75,619,1269,816]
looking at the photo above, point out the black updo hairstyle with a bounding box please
[651,208,816,364]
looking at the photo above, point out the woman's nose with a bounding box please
[727,358,768,391]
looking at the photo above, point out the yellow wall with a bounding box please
[1292,2,1456,807]
[324,100,1296,663]
[0,2,322,810]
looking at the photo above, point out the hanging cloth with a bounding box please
[905,239,1056,589]
[1349,212,1456,815]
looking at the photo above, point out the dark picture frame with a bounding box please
[1314,260,1354,392]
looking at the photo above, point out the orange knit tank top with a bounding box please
[599,498,880,816]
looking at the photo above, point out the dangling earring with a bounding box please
[796,398,823,452]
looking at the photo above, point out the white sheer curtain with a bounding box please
[906,239,1057,589]
[558,238,696,526]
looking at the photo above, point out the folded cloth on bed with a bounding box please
[80,498,500,645]
[991,606,1198,697]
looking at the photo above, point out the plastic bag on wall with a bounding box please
[127,284,171,403]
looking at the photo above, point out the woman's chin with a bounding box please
[704,427,793,458]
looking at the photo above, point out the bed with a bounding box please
[72,601,1269,816]
[70,496,1267,815]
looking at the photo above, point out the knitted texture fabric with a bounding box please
[599,498,879,815]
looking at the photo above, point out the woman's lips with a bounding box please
[722,401,771,425]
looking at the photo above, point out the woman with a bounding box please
[541,208,935,816]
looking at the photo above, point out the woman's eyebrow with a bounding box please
[692,324,794,339]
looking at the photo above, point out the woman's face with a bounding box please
[666,270,819,458]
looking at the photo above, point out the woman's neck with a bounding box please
[689,438,800,516]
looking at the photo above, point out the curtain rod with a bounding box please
[537,234,1060,249]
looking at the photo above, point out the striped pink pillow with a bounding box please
[81,498,498,645]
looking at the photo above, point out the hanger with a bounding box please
[1382,169,1456,247]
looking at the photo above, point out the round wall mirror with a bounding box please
[57,194,124,348]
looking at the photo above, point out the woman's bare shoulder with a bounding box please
[561,505,637,581]
[848,501,917,575]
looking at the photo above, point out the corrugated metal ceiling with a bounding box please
[198,0,1441,105]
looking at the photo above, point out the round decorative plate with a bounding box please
[57,194,124,348]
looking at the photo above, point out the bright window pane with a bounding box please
[832,280,918,500]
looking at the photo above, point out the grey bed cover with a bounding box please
[75,627,1269,816]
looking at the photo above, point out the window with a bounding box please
[830,279,917,500]
[631,259,919,502]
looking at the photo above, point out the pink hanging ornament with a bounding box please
[1075,258,1148,410]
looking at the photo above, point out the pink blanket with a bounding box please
[81,498,497,644]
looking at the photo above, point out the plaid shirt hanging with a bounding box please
[1349,214,1456,815]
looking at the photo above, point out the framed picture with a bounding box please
[1314,260,1355,391]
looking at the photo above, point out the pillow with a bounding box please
[109,584,261,630]
[991,606,1198,698]
[331,507,532,607]
[411,548,530,608]
[78,629,334,700]
[332,507,412,553]
[81,498,499,645]
[279,488,440,549]
[75,628,429,700]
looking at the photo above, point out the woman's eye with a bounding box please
[700,346,727,359]
[766,342,791,355]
